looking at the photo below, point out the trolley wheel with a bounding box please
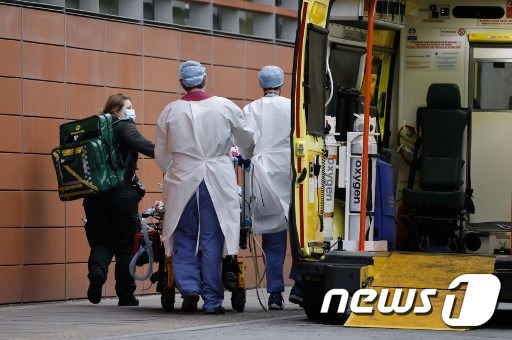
[161,287,175,312]
[231,288,246,312]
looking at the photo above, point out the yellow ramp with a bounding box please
[345,252,495,331]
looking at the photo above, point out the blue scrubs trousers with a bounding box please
[262,229,302,293]
[172,181,225,310]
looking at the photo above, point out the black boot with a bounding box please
[87,271,105,304]
[118,296,139,306]
[182,292,200,312]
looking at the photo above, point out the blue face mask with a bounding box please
[124,108,136,121]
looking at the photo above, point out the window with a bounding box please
[239,11,254,35]
[213,6,221,30]
[173,1,190,26]
[143,0,154,21]
[471,47,512,111]
[276,0,299,10]
[65,0,79,9]
[305,24,329,135]
[100,0,118,16]
[473,61,512,110]
[329,45,365,89]
[276,16,296,41]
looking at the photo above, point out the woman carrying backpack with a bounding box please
[84,93,155,306]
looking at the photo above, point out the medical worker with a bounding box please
[85,93,154,306]
[242,66,302,310]
[155,61,255,314]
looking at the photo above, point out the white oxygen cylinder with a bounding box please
[323,136,338,242]
[347,114,377,241]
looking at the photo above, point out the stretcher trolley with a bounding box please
[129,158,251,312]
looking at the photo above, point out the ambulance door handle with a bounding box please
[297,167,308,184]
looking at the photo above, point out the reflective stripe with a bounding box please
[61,146,84,156]
[59,183,83,191]
[59,189,95,198]
[63,164,99,191]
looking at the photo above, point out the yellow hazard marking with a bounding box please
[63,165,98,191]
[345,253,495,331]
[345,288,466,331]
[60,189,94,198]
[238,259,246,288]
[61,146,83,156]
[59,184,83,191]
[372,253,495,289]
[468,33,512,43]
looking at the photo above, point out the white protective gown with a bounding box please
[155,95,255,257]
[242,95,291,235]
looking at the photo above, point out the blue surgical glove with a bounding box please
[236,155,251,169]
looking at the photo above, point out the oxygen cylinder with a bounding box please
[346,115,378,241]
[323,137,338,242]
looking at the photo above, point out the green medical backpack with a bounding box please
[51,114,126,201]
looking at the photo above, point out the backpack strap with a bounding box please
[112,118,134,180]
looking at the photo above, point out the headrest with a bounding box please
[426,83,461,109]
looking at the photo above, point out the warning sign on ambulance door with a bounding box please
[406,40,461,49]
[434,51,460,72]
[441,28,466,36]
[440,29,458,36]
[478,19,512,26]
[405,53,432,71]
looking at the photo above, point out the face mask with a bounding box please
[124,108,136,121]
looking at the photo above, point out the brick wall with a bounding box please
[0,3,295,304]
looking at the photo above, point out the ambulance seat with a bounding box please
[402,83,471,251]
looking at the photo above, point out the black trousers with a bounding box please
[83,183,139,299]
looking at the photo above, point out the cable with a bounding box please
[129,217,155,291]
[250,167,265,208]
[238,193,251,209]
[328,237,341,251]
[325,52,334,107]
[248,232,268,311]
[238,164,267,310]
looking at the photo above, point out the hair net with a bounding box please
[258,65,284,89]
[179,60,206,87]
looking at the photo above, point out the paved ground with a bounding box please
[1,288,512,339]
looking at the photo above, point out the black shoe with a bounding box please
[118,296,139,306]
[268,292,284,310]
[289,285,303,306]
[223,271,238,291]
[182,292,200,312]
[222,256,239,291]
[87,272,104,305]
[204,306,225,315]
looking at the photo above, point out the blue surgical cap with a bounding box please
[258,65,284,89]
[179,60,206,87]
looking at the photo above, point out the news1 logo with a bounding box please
[321,274,501,327]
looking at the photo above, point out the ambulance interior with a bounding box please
[291,0,512,325]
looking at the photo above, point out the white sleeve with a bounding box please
[155,110,173,173]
